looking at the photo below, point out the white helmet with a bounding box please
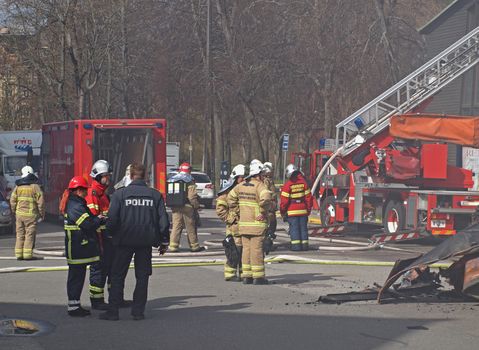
[262,162,273,174]
[250,159,262,167]
[285,163,298,178]
[21,165,34,178]
[90,160,112,178]
[249,160,263,177]
[230,164,246,179]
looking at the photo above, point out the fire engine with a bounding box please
[41,119,167,217]
[303,26,479,237]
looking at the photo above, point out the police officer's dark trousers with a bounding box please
[108,245,152,316]
[101,237,114,288]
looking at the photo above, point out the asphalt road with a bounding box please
[1,209,478,350]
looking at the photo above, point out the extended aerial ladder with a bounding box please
[309,26,479,239]
[337,25,479,156]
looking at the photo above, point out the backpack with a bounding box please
[166,180,188,207]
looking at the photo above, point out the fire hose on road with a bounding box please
[0,254,452,274]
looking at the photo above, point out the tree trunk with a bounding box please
[242,100,265,160]
[213,105,223,187]
[121,0,131,118]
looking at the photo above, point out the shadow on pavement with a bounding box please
[0,299,445,350]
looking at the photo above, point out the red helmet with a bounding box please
[179,162,192,173]
[68,176,89,190]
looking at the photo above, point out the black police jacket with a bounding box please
[64,194,102,265]
[106,180,170,247]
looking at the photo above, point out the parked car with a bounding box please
[167,171,215,209]
[0,191,13,234]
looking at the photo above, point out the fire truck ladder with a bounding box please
[336,25,479,157]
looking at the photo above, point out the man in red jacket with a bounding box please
[280,164,313,251]
[86,160,131,310]
[86,160,112,309]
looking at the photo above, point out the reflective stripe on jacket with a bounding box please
[86,181,110,232]
[216,193,239,236]
[227,178,271,236]
[64,194,101,265]
[10,184,44,218]
[280,174,312,217]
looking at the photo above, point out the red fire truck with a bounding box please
[314,114,479,236]
[41,119,167,217]
[307,26,479,237]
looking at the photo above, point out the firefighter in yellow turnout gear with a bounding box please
[169,162,205,252]
[228,161,271,285]
[216,164,246,281]
[10,166,44,260]
[262,162,277,235]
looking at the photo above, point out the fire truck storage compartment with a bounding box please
[361,193,383,224]
[93,128,154,186]
[422,143,447,179]
[322,174,350,188]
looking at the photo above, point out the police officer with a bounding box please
[64,176,105,317]
[100,163,170,321]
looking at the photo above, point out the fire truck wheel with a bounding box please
[383,200,405,234]
[320,196,337,226]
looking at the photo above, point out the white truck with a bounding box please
[0,131,42,195]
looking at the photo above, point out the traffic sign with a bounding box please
[282,134,289,151]
[220,161,230,189]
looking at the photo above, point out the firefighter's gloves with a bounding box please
[223,235,240,267]
[263,231,276,255]
[282,214,288,223]
[158,244,168,255]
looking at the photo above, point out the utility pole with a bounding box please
[189,133,193,165]
[202,0,212,174]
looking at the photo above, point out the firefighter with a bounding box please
[228,160,272,285]
[64,176,105,317]
[85,160,114,310]
[99,163,170,321]
[216,164,246,281]
[280,164,313,251]
[169,162,204,252]
[262,162,278,238]
[10,166,44,260]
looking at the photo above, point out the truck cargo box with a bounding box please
[390,114,479,147]
[41,119,167,217]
